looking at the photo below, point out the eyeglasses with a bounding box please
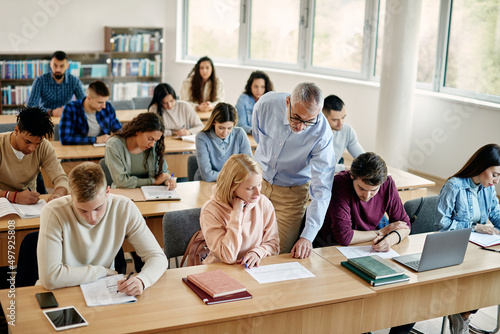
[288,103,318,127]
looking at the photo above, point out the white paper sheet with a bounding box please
[80,275,137,307]
[245,262,315,284]
[470,232,500,247]
[336,245,400,259]
[140,186,180,200]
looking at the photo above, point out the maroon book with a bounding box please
[182,278,252,305]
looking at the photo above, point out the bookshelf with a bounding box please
[0,27,163,115]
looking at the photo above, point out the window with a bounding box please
[181,0,500,103]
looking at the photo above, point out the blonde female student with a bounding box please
[180,56,224,113]
[200,154,279,268]
[105,112,177,190]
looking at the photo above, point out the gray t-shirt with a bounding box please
[85,111,102,137]
[333,123,365,172]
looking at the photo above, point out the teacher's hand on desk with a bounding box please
[117,276,144,296]
[475,224,500,235]
[16,189,40,204]
[291,237,312,259]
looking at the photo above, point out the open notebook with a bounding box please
[0,198,46,219]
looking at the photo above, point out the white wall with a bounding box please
[1,0,499,183]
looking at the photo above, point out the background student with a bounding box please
[180,56,224,113]
[148,83,203,137]
[0,107,69,204]
[27,51,85,117]
[435,143,500,334]
[195,102,252,182]
[38,162,168,295]
[105,113,176,189]
[200,154,279,268]
[59,80,122,145]
[322,95,365,172]
[235,71,274,134]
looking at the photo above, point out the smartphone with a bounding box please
[36,292,59,309]
[43,306,89,331]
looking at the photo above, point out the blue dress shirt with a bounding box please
[235,93,256,134]
[59,98,122,145]
[252,92,335,241]
[195,127,252,182]
[435,177,500,231]
[27,71,85,112]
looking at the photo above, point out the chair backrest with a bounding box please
[16,231,39,287]
[99,158,113,186]
[0,123,16,133]
[53,123,59,141]
[110,100,135,110]
[162,208,202,261]
[132,96,152,110]
[404,195,440,235]
[187,155,198,181]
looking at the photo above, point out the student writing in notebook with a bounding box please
[59,80,122,145]
[105,113,177,190]
[0,107,69,204]
[37,162,168,295]
[435,143,500,334]
[235,71,274,134]
[147,83,203,137]
[180,56,224,113]
[200,154,279,269]
[195,102,252,182]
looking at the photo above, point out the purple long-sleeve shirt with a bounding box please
[324,171,410,246]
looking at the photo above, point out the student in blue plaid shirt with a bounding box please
[59,80,122,145]
[26,51,85,117]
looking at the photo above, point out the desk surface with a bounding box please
[0,181,212,233]
[0,252,374,334]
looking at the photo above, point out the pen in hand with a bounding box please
[116,272,134,293]
[375,232,390,245]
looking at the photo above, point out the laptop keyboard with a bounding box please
[406,260,420,271]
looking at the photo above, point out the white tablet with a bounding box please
[43,306,89,331]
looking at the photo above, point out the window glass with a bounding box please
[312,0,366,72]
[186,0,240,60]
[249,0,300,64]
[445,0,500,95]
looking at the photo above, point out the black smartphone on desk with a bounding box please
[36,292,58,309]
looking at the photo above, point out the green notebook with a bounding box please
[347,255,405,279]
[341,261,410,287]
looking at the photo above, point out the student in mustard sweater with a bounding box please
[200,154,279,269]
[38,162,168,295]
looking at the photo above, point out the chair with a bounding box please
[187,155,198,181]
[162,208,202,268]
[99,158,113,186]
[403,195,439,235]
[36,172,47,194]
[132,96,152,110]
[52,123,59,141]
[0,123,16,133]
[110,100,135,110]
[405,196,500,334]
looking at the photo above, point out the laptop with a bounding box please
[393,228,472,272]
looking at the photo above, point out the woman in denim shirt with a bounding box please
[435,143,500,333]
[235,71,274,134]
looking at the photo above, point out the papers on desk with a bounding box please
[141,186,180,201]
[470,232,500,247]
[245,262,315,284]
[0,198,46,219]
[175,134,196,142]
[93,142,106,147]
[336,245,400,259]
[80,275,137,307]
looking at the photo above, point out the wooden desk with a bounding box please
[0,252,375,334]
[0,182,213,267]
[313,234,500,331]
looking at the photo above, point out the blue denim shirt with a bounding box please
[235,93,256,134]
[435,177,500,231]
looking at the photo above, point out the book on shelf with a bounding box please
[347,255,405,279]
[182,278,252,305]
[186,269,247,298]
[0,198,46,219]
[469,232,500,247]
[341,261,410,287]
